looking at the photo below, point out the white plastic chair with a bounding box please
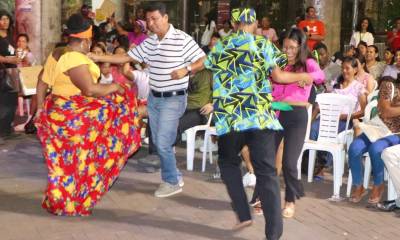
[296,104,313,179]
[298,93,356,201]
[202,126,217,172]
[185,113,213,171]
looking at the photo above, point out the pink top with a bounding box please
[333,80,365,113]
[128,32,147,47]
[111,66,138,96]
[272,58,325,102]
[355,72,372,90]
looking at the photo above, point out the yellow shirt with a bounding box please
[42,51,100,97]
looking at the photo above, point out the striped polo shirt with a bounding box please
[127,24,205,92]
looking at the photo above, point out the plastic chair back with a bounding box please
[316,93,356,144]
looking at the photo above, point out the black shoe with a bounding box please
[376,200,399,212]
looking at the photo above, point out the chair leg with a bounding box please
[186,129,196,171]
[307,149,316,183]
[363,156,371,190]
[202,131,209,172]
[331,150,343,201]
[346,170,352,197]
[208,135,213,166]
[388,174,398,201]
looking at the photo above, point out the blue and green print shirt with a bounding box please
[204,30,286,136]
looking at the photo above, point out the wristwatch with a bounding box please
[186,65,192,74]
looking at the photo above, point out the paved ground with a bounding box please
[1,135,400,240]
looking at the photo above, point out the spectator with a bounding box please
[366,45,386,81]
[356,41,368,57]
[99,62,113,84]
[200,10,217,47]
[379,143,400,211]
[314,42,341,92]
[354,55,375,94]
[201,32,220,55]
[298,6,325,50]
[0,10,20,140]
[381,48,400,80]
[16,33,35,67]
[383,48,394,65]
[348,75,400,204]
[218,20,232,38]
[114,18,147,49]
[256,16,278,44]
[350,17,375,47]
[90,42,106,56]
[387,17,400,51]
[311,57,367,179]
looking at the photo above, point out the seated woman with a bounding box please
[35,14,141,216]
[355,54,375,94]
[348,79,400,204]
[311,57,367,177]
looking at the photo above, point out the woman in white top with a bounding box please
[256,16,278,44]
[350,17,375,47]
[200,11,217,47]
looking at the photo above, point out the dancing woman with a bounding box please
[35,14,141,216]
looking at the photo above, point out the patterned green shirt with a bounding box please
[204,30,286,136]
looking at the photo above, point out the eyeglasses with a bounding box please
[282,46,300,52]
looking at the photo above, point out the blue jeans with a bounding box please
[310,118,350,166]
[348,133,400,186]
[147,92,187,185]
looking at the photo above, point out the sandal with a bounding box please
[252,202,263,216]
[349,186,368,203]
[282,203,295,218]
[349,186,367,203]
[368,184,385,204]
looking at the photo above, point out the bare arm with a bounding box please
[0,55,21,65]
[309,34,324,41]
[67,65,122,97]
[271,66,313,85]
[379,97,400,119]
[351,93,367,120]
[36,70,47,110]
[89,53,137,65]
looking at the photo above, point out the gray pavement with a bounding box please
[0,135,400,240]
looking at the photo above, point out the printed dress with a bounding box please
[36,51,141,216]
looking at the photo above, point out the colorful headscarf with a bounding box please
[231,8,257,24]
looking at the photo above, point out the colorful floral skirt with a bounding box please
[36,90,141,216]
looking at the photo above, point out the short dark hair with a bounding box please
[145,2,167,16]
[211,32,220,39]
[314,42,327,52]
[306,6,315,14]
[17,33,30,42]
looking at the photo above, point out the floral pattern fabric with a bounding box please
[36,87,140,216]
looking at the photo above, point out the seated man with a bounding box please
[176,68,213,143]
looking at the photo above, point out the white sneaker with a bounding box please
[178,177,184,187]
[199,142,218,153]
[243,172,256,188]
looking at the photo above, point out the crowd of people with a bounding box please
[0,2,400,240]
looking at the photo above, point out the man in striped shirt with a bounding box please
[90,2,206,198]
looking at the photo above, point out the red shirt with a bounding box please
[387,30,400,51]
[298,20,325,50]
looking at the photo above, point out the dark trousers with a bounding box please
[176,108,207,143]
[218,129,282,240]
[0,91,17,137]
[147,118,157,154]
[276,106,307,202]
